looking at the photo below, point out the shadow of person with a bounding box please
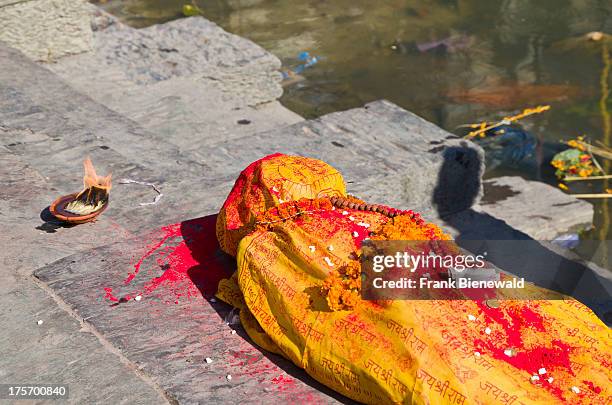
[432,145,611,324]
[179,215,357,403]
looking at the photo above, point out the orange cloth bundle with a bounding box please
[216,154,610,404]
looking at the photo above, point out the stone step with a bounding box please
[478,176,594,240]
[45,9,303,152]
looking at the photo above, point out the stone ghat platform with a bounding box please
[0,4,609,404]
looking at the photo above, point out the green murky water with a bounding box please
[96,0,610,268]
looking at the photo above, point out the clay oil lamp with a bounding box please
[50,157,112,224]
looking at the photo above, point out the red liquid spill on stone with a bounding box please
[103,287,119,302]
[103,215,234,304]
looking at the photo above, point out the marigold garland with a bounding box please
[551,136,602,180]
[320,209,451,311]
[321,261,362,311]
[373,214,451,241]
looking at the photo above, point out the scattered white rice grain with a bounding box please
[467,314,476,321]
[37,320,43,325]
[538,368,547,375]
[348,216,355,221]
[474,352,481,357]
[227,375,232,381]
[547,377,554,383]
[272,187,278,192]
[353,231,359,237]
[571,386,580,394]
[324,257,334,267]
[205,357,213,364]
[332,206,336,210]
[504,349,513,357]
[209,297,216,303]
[484,327,491,335]
[231,330,236,335]
[135,295,142,301]
[309,245,316,252]
[342,211,349,215]
[278,198,285,204]
[531,375,540,383]
[357,222,370,228]
[328,245,334,252]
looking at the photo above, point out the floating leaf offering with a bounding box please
[64,158,112,215]
[182,3,203,17]
[551,140,601,179]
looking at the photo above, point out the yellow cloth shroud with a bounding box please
[216,154,611,404]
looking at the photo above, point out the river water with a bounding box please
[97,0,610,269]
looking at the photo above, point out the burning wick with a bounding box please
[64,158,112,215]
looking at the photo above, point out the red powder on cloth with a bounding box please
[473,301,576,401]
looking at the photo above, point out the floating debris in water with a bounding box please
[417,35,472,53]
[587,31,604,41]
[281,51,320,86]
[474,124,538,170]
[37,320,43,325]
[182,3,204,17]
[462,106,550,139]
[293,51,319,75]
[551,234,580,250]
